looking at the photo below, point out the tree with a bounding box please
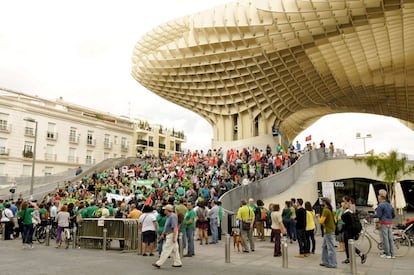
[354,150,414,209]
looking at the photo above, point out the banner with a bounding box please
[321,181,336,211]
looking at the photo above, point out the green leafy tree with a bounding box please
[354,150,414,208]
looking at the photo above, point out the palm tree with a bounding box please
[354,150,414,209]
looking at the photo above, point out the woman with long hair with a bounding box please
[17,201,35,248]
[195,200,209,245]
[304,201,316,254]
[271,204,285,257]
[55,204,70,248]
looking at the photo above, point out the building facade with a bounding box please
[135,120,185,158]
[0,89,135,179]
[0,89,185,181]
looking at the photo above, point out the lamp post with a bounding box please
[355,133,372,153]
[24,118,38,200]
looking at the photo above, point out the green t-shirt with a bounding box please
[156,215,167,235]
[183,209,196,229]
[18,208,35,225]
[85,205,99,218]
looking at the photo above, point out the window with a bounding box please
[148,136,153,147]
[25,121,35,136]
[69,127,79,143]
[68,148,77,163]
[121,137,129,149]
[104,134,112,148]
[0,113,9,131]
[0,138,7,155]
[23,142,33,158]
[87,131,95,145]
[104,152,110,159]
[45,144,56,161]
[47,122,57,140]
[114,135,119,145]
[86,150,93,165]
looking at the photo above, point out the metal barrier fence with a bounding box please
[77,218,140,251]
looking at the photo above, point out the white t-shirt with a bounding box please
[138,212,156,232]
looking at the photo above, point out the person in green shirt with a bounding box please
[17,201,35,248]
[85,201,99,218]
[156,205,168,256]
[319,197,337,268]
[183,201,196,257]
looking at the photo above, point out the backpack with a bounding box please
[260,207,268,221]
[196,207,207,222]
[351,213,362,238]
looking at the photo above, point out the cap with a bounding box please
[320,197,331,204]
[162,204,174,212]
[4,202,11,208]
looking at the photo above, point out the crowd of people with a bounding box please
[2,140,365,269]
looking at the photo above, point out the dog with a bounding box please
[232,229,243,253]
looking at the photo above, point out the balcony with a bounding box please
[67,156,79,163]
[104,141,113,149]
[0,123,11,133]
[87,138,96,146]
[0,147,10,156]
[137,139,148,146]
[148,141,154,147]
[25,127,35,137]
[46,131,58,140]
[159,143,166,150]
[44,153,57,161]
[121,144,129,152]
[69,135,80,144]
[23,150,33,158]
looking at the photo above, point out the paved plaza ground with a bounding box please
[1,223,413,275]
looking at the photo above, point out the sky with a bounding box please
[1,0,414,157]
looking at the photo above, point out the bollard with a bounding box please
[72,226,77,249]
[137,227,142,255]
[45,226,50,246]
[103,228,107,252]
[1,223,5,240]
[178,232,183,258]
[282,236,288,268]
[225,233,231,263]
[349,239,357,275]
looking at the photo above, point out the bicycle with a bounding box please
[392,223,412,257]
[34,218,57,244]
[355,219,380,255]
[356,219,411,257]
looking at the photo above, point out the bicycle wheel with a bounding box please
[37,227,47,244]
[394,236,411,257]
[355,233,372,255]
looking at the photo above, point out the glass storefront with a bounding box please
[317,178,413,210]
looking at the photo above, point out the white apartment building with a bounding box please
[0,89,186,181]
[0,89,135,179]
[135,120,186,158]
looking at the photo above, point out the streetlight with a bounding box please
[356,132,372,153]
[24,117,38,200]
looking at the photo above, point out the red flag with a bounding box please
[305,135,312,141]
[145,193,153,206]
